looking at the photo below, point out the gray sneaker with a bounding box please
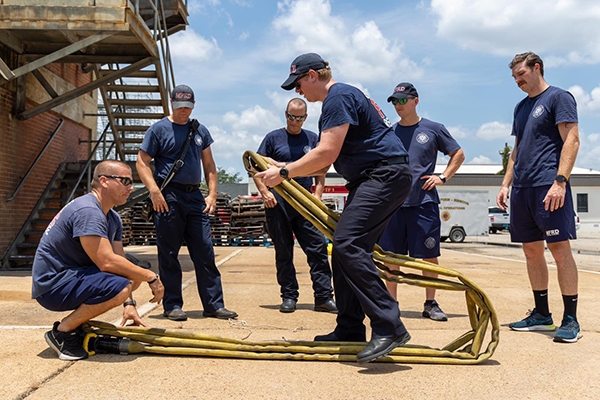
[423,300,448,321]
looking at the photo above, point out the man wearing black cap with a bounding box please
[136,84,237,322]
[256,53,412,363]
[378,82,465,321]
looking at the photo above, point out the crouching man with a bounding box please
[32,160,164,360]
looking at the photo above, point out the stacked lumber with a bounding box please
[229,195,271,246]
[203,189,232,246]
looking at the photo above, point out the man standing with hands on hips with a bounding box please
[137,84,237,322]
[256,53,412,363]
[379,82,464,322]
[497,51,581,343]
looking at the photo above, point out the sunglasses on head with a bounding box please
[391,97,414,106]
[99,174,133,186]
[286,112,307,122]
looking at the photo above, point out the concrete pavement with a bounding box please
[1,238,599,400]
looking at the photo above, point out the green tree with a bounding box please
[497,142,512,175]
[217,167,243,183]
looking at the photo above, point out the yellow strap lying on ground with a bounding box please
[83,152,499,364]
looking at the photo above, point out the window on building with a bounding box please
[576,193,588,213]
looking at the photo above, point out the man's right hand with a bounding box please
[261,191,278,208]
[496,187,510,211]
[150,191,169,213]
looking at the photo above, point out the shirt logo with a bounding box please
[546,229,560,236]
[532,105,545,118]
[424,237,437,249]
[303,145,312,154]
[194,134,203,147]
[416,132,429,144]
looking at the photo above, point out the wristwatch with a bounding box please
[555,174,568,183]
[439,174,447,183]
[279,166,290,179]
[148,274,159,285]
[123,300,137,307]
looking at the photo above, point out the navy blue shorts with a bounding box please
[36,267,130,312]
[510,185,576,243]
[378,202,441,259]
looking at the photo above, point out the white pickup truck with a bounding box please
[488,206,510,234]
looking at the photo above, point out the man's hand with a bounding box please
[148,278,164,304]
[204,192,217,214]
[121,305,147,327]
[261,191,278,208]
[496,187,510,211]
[543,182,566,211]
[255,165,284,188]
[150,190,169,213]
[420,175,444,191]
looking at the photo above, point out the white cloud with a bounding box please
[447,126,470,139]
[568,84,600,115]
[168,29,221,63]
[430,0,600,65]
[272,0,422,83]
[476,121,512,141]
[468,155,495,164]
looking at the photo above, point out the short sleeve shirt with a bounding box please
[318,83,408,182]
[31,193,123,298]
[394,118,461,206]
[140,117,214,185]
[512,86,578,187]
[257,127,319,190]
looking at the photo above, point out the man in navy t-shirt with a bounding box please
[256,53,412,363]
[379,83,465,322]
[497,52,581,343]
[137,84,237,322]
[32,160,164,360]
[253,98,336,314]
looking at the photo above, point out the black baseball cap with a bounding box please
[281,53,327,91]
[171,84,195,109]
[387,82,419,102]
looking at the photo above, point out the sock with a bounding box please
[533,290,550,316]
[562,294,578,321]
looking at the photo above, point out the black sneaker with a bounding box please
[44,321,88,361]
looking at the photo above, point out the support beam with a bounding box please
[7,32,116,81]
[0,57,15,81]
[17,57,154,120]
[32,70,59,99]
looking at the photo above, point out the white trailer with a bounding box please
[438,189,489,243]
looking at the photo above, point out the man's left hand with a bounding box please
[543,182,566,211]
[120,305,147,327]
[420,175,444,191]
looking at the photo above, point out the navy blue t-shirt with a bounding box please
[31,193,122,298]
[512,86,578,187]
[318,83,407,182]
[257,127,318,190]
[394,118,461,206]
[140,117,214,185]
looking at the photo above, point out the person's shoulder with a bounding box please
[420,118,444,130]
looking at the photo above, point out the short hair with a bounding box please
[92,160,131,189]
[509,51,544,76]
[316,60,332,81]
[286,98,307,113]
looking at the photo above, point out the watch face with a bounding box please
[279,167,289,179]
[556,175,568,182]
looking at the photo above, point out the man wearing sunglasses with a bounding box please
[32,160,165,360]
[256,53,412,363]
[137,84,237,322]
[252,98,337,314]
[378,82,465,322]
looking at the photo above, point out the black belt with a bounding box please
[167,182,200,192]
[373,156,409,168]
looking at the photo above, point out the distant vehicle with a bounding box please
[489,206,510,234]
[438,190,489,243]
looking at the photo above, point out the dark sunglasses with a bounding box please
[286,112,307,122]
[99,174,133,186]
[391,97,414,106]
[294,73,309,90]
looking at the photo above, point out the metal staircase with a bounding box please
[0,1,190,269]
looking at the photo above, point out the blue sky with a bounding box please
[167,0,600,182]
